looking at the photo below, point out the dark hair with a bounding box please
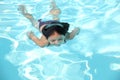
[42,22,69,39]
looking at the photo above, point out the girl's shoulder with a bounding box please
[65,32,70,40]
[40,35,50,46]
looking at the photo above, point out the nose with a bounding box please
[54,40,60,45]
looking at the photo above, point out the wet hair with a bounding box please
[42,22,69,39]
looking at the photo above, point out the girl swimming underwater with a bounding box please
[18,0,80,47]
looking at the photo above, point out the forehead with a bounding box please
[48,31,65,40]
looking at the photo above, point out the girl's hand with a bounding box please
[73,27,80,35]
[27,31,34,39]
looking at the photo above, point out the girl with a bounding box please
[18,0,80,47]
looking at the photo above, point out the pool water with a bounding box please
[0,0,120,80]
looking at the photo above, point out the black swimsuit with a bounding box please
[38,19,59,29]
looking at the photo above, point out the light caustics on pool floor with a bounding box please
[0,0,120,80]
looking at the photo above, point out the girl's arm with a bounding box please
[27,31,49,47]
[66,27,80,40]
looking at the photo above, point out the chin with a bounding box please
[55,44,61,46]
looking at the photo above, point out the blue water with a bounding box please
[0,0,120,80]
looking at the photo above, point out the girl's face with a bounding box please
[48,31,65,46]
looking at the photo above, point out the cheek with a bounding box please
[49,41,54,44]
[60,40,65,43]
[57,39,64,44]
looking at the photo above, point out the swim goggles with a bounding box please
[44,23,64,29]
